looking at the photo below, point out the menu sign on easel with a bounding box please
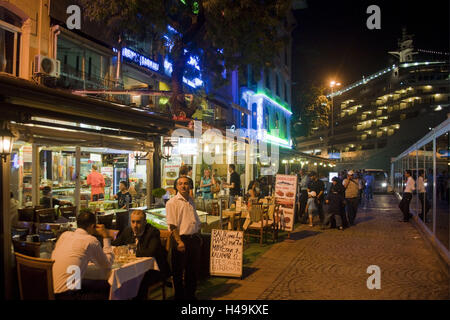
[210,229,243,278]
[275,174,298,232]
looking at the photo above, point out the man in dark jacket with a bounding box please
[322,177,345,230]
[307,172,325,223]
[112,210,169,299]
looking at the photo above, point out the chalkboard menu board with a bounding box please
[210,229,243,278]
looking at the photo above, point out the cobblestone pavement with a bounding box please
[215,195,449,300]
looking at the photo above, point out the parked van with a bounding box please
[364,169,390,193]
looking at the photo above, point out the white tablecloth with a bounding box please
[84,257,159,300]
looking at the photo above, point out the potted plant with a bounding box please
[151,188,167,206]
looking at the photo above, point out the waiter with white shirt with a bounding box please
[166,176,202,300]
[399,170,415,222]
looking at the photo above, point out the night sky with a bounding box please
[291,0,450,99]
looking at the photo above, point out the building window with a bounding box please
[88,57,92,80]
[274,112,279,130]
[264,106,269,132]
[0,7,22,76]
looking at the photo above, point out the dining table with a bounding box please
[222,206,249,231]
[39,244,160,300]
[84,252,160,300]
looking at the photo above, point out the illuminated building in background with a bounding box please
[296,30,449,170]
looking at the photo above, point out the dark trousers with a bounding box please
[365,186,373,201]
[323,211,343,228]
[399,192,412,221]
[299,190,308,223]
[345,198,359,225]
[172,234,202,300]
[418,193,430,220]
[317,198,324,223]
[55,279,110,300]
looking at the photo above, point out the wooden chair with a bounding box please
[13,221,34,236]
[34,205,46,210]
[18,208,35,222]
[267,204,281,242]
[148,229,174,300]
[97,213,114,229]
[14,252,55,300]
[245,204,273,245]
[59,206,77,219]
[210,201,219,216]
[36,208,56,223]
[12,239,41,258]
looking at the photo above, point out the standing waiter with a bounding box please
[399,170,415,222]
[166,176,202,300]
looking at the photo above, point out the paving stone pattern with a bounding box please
[215,195,449,300]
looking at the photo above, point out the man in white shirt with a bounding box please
[51,210,114,299]
[416,170,430,221]
[343,170,360,226]
[166,176,202,300]
[399,170,415,222]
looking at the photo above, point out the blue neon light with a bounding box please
[187,56,200,70]
[121,47,159,72]
[164,58,203,88]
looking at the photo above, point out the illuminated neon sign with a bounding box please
[121,47,159,72]
[254,92,292,115]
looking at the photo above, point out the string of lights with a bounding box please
[417,49,450,55]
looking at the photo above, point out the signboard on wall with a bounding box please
[210,229,243,278]
[275,174,298,232]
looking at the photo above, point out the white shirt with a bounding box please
[417,176,426,193]
[404,176,416,193]
[166,192,201,235]
[51,228,114,294]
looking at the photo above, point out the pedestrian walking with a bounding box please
[298,169,310,224]
[343,170,360,226]
[307,172,325,224]
[322,177,345,230]
[398,170,415,222]
[363,172,374,203]
[357,171,365,206]
[305,191,318,227]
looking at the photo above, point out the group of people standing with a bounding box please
[297,169,371,230]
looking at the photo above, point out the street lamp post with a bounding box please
[329,81,341,156]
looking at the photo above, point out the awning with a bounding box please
[0,73,175,140]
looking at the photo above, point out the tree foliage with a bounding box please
[291,85,330,138]
[81,0,292,118]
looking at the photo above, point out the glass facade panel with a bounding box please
[435,131,449,249]
[424,140,434,230]
[392,120,449,255]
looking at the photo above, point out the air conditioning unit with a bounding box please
[34,55,60,78]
